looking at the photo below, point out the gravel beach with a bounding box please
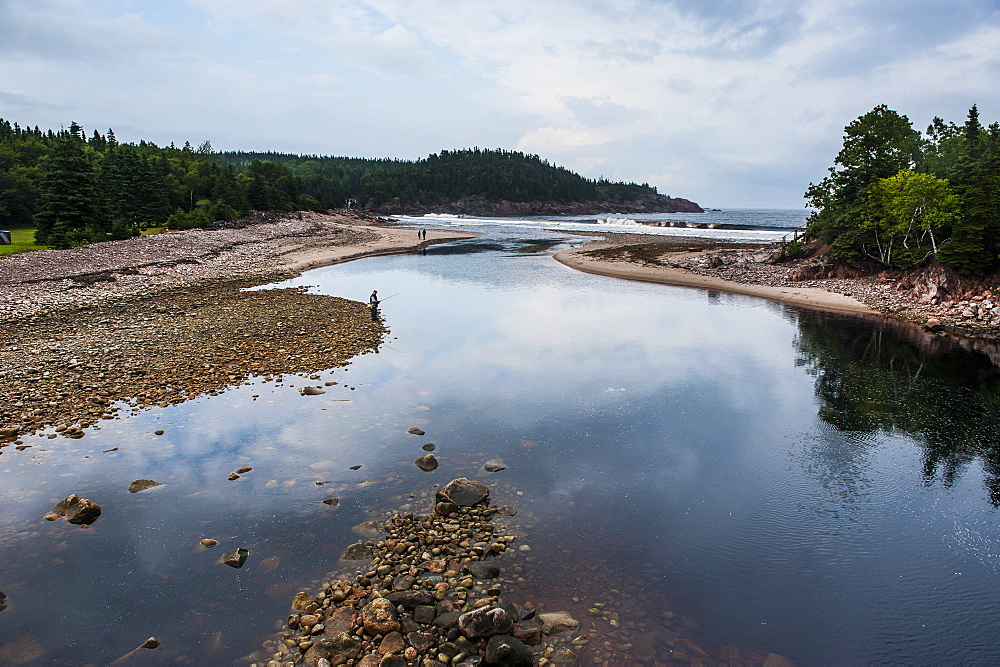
[0,212,475,445]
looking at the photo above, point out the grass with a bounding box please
[0,228,48,256]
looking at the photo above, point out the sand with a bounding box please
[553,240,880,316]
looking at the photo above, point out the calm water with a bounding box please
[2,224,1000,664]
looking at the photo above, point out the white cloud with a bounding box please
[1,0,998,206]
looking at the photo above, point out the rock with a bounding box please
[235,466,252,474]
[228,473,240,480]
[378,631,405,655]
[414,454,439,471]
[0,427,19,441]
[497,506,517,516]
[292,592,316,611]
[407,631,436,653]
[301,386,326,395]
[385,589,434,609]
[549,646,578,664]
[512,622,542,646]
[539,611,579,634]
[200,538,218,548]
[483,458,506,472]
[468,562,500,579]
[140,637,160,649]
[458,606,514,638]
[154,429,164,435]
[0,590,7,612]
[435,501,459,517]
[391,573,416,591]
[325,606,356,634]
[361,597,400,634]
[421,443,436,451]
[128,479,163,493]
[323,497,340,506]
[378,656,406,667]
[440,478,490,507]
[483,634,533,666]
[407,427,425,435]
[431,611,462,629]
[48,494,102,525]
[341,542,373,561]
[413,605,436,624]
[303,632,363,667]
[349,464,363,470]
[222,547,249,568]
[351,521,383,538]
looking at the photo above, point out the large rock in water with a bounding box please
[440,478,490,507]
[539,611,580,634]
[414,454,438,471]
[46,494,102,525]
[484,634,533,666]
[222,547,249,568]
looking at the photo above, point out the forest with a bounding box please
[806,104,1000,276]
[0,119,682,248]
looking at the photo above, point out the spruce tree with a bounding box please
[34,130,107,247]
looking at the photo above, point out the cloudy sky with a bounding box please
[1,0,998,208]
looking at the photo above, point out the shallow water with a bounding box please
[2,226,1000,664]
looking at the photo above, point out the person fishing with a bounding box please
[370,290,379,305]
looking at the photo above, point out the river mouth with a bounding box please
[3,227,1000,665]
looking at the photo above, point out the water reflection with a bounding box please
[794,310,1000,501]
[4,229,1000,664]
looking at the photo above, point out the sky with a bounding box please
[1,0,999,208]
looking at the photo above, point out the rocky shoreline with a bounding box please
[564,234,1000,344]
[0,212,472,447]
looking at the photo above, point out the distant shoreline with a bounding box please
[553,238,878,316]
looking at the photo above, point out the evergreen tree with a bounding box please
[34,130,107,247]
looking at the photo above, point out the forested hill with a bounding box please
[213,148,702,216]
[0,119,701,248]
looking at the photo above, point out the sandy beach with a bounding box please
[554,239,879,315]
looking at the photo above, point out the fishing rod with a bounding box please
[373,293,400,303]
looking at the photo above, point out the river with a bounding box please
[1,220,1000,664]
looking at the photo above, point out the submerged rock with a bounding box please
[341,542,373,561]
[200,538,218,548]
[322,497,340,506]
[407,427,425,435]
[484,458,507,472]
[539,611,580,634]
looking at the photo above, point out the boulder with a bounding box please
[414,454,438,471]
[362,597,400,635]
[222,547,249,568]
[483,634,533,666]
[484,458,506,472]
[127,479,163,493]
[440,478,490,507]
[378,631,405,655]
[47,494,102,525]
[385,589,433,609]
[458,606,513,638]
[539,611,579,634]
[467,562,499,579]
[303,632,363,666]
[341,542,373,561]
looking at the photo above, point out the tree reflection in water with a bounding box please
[793,309,1000,502]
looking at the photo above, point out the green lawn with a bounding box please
[0,228,48,256]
